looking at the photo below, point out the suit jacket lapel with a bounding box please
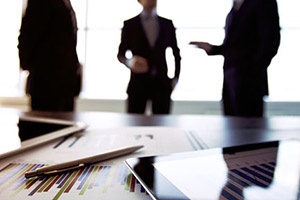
[137,14,162,49]
[136,15,152,50]
[152,16,162,49]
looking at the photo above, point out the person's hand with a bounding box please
[171,78,178,90]
[189,41,212,54]
[129,55,149,74]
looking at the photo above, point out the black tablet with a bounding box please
[0,115,87,159]
[125,139,300,200]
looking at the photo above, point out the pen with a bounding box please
[25,145,143,178]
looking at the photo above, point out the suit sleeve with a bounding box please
[253,0,280,68]
[117,22,130,68]
[208,44,224,56]
[169,21,181,79]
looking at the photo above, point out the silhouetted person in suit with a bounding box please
[190,0,280,117]
[18,0,81,111]
[117,0,181,114]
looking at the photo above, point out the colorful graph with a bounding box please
[0,163,146,200]
[53,135,82,149]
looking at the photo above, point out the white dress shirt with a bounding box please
[140,9,159,48]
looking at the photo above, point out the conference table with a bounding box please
[1,107,300,200]
[18,108,300,148]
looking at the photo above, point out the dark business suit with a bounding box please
[18,0,81,111]
[209,0,280,117]
[118,14,181,114]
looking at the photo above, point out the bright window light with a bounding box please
[0,0,299,101]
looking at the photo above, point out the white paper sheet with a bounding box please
[0,127,198,200]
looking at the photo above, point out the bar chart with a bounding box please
[0,162,149,200]
[0,127,196,199]
[220,161,277,200]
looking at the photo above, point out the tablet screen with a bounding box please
[125,139,300,200]
[17,119,71,142]
[0,115,87,159]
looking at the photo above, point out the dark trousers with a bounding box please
[31,94,74,112]
[127,79,172,114]
[222,90,264,117]
[222,68,265,117]
[127,93,171,114]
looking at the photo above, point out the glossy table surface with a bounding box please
[11,108,299,149]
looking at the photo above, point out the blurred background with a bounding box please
[0,0,299,115]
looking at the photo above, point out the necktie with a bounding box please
[144,15,158,47]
